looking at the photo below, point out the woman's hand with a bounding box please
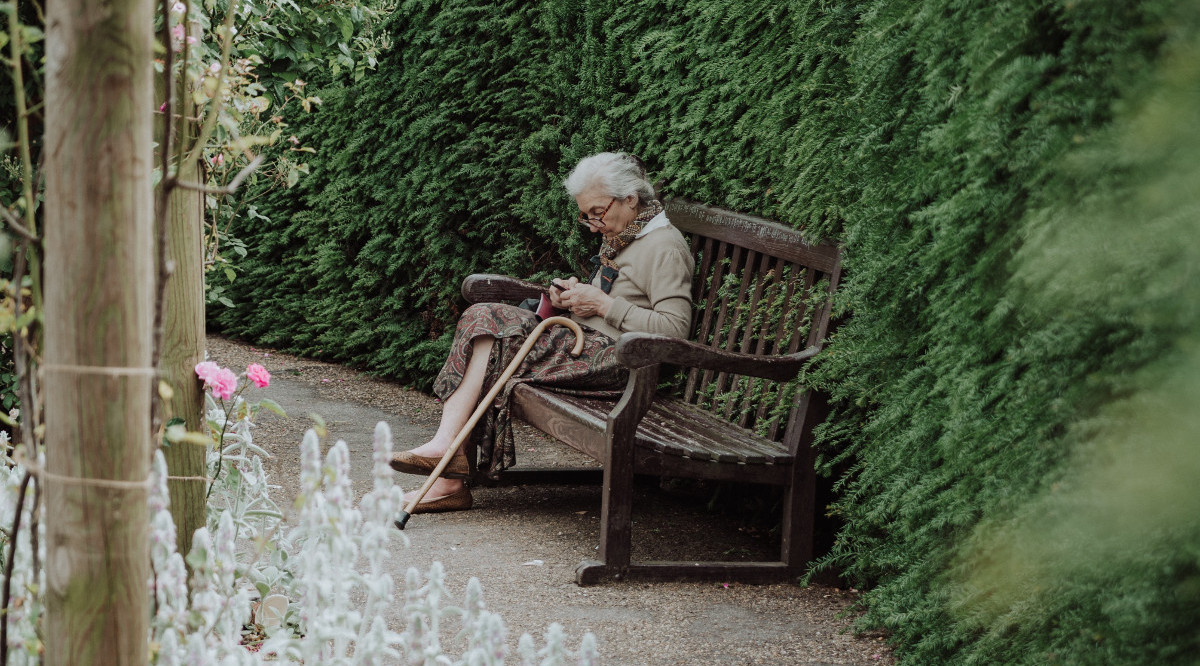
[557,281,613,319]
[548,277,579,309]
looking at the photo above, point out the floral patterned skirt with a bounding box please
[433,302,628,479]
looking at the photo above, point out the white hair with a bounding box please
[563,152,656,206]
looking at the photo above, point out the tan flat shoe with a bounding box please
[409,486,473,514]
[390,450,470,478]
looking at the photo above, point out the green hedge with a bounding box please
[213,0,1199,663]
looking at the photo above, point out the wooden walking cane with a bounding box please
[395,316,585,529]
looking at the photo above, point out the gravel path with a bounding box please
[207,334,894,665]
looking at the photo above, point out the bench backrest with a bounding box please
[664,198,843,447]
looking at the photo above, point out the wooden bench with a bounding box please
[461,197,843,584]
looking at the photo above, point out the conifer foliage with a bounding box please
[214,1,1198,663]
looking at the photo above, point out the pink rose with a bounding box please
[209,368,238,400]
[195,361,220,383]
[246,363,271,388]
[195,361,238,400]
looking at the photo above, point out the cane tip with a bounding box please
[395,512,411,530]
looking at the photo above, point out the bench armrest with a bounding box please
[461,273,546,304]
[614,332,820,382]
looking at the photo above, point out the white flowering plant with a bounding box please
[0,447,43,665]
[2,361,600,663]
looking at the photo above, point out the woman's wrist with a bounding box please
[597,294,614,318]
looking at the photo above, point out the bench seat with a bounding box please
[511,384,793,485]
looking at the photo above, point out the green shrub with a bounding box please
[213,0,1198,663]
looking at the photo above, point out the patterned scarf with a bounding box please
[589,199,665,294]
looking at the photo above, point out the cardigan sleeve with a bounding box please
[603,238,694,338]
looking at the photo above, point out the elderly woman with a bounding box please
[390,152,695,512]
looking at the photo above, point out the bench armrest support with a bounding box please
[462,273,546,304]
[615,332,820,382]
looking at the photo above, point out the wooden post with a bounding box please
[43,0,155,656]
[160,39,209,561]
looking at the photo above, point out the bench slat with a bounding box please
[644,401,788,464]
[658,401,792,463]
[511,385,791,468]
[697,242,746,402]
[712,247,760,402]
[740,256,786,428]
[719,250,773,420]
[637,406,758,464]
[685,239,732,402]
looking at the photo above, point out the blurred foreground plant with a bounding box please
[3,363,599,663]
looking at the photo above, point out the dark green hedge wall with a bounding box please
[213,0,1198,663]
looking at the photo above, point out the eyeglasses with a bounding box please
[577,197,617,227]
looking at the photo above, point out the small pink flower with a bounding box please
[195,361,220,383]
[246,363,271,388]
[288,135,300,145]
[209,368,238,400]
[195,361,237,400]
[170,23,185,40]
[159,102,167,112]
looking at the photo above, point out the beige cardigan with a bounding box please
[572,220,695,340]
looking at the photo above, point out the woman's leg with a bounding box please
[409,335,494,456]
[403,335,494,499]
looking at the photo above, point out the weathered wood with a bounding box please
[655,402,790,463]
[787,267,818,355]
[685,240,731,401]
[630,450,790,486]
[43,0,155,657]
[634,408,771,464]
[770,262,806,356]
[688,234,708,305]
[780,391,828,566]
[697,243,745,398]
[741,255,789,428]
[599,366,660,573]
[708,248,758,408]
[511,386,609,460]
[807,252,844,348]
[666,198,839,273]
[615,332,820,381]
[462,274,546,304]
[577,559,799,586]
[161,138,207,562]
[718,251,772,419]
[513,386,793,471]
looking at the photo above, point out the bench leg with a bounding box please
[579,366,658,584]
[780,390,827,569]
[586,441,635,580]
